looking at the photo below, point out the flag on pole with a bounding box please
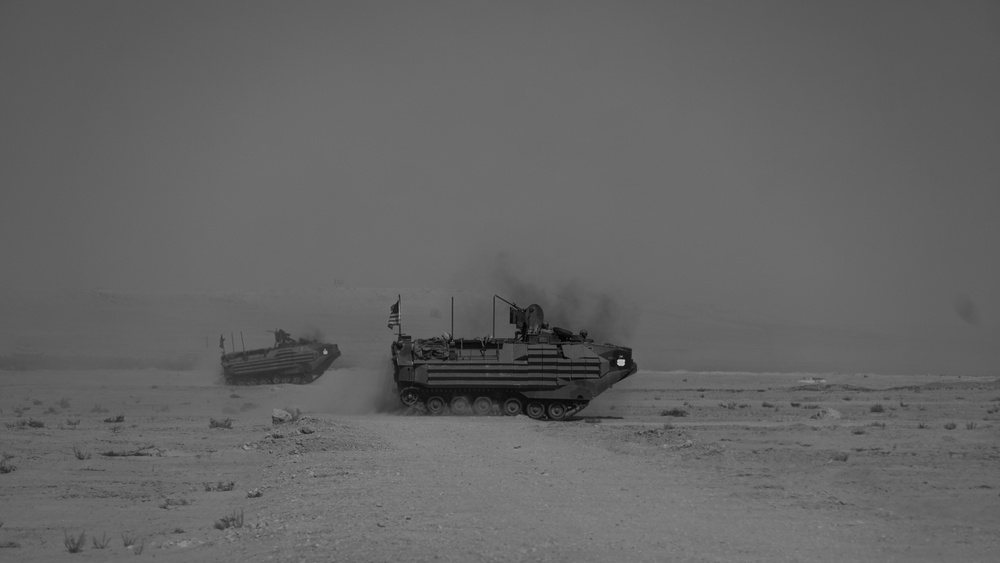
[388,298,400,329]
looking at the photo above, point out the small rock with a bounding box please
[272,408,293,424]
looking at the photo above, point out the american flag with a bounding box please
[387,298,400,329]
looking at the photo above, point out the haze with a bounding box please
[2,1,998,375]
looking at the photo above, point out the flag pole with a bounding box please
[397,294,401,337]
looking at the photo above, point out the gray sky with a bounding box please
[2,1,998,336]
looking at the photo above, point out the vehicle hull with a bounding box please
[221,342,340,385]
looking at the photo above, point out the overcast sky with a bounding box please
[2,1,998,334]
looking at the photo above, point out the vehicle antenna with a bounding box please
[240,331,245,353]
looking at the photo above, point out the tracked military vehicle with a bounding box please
[390,296,637,420]
[221,329,340,385]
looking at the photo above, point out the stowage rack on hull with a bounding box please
[390,296,637,420]
[221,329,340,385]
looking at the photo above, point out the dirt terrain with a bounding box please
[1,367,998,562]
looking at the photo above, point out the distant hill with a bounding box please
[0,288,996,375]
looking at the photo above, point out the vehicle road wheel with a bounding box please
[472,397,492,416]
[547,403,568,421]
[525,402,546,420]
[399,387,420,407]
[426,396,446,415]
[502,398,522,416]
[450,396,471,416]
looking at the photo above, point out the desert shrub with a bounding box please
[73,446,91,460]
[0,459,15,473]
[32,399,42,406]
[214,509,244,530]
[103,415,124,423]
[45,406,59,414]
[247,488,263,498]
[738,403,749,409]
[660,408,688,417]
[159,498,190,509]
[64,531,86,553]
[58,398,71,409]
[90,404,109,413]
[229,393,241,399]
[92,532,110,549]
[868,421,886,428]
[842,396,852,401]
[899,401,909,408]
[66,418,80,427]
[210,418,233,429]
[851,428,866,435]
[696,388,706,392]
[917,422,927,429]
[944,422,957,430]
[4,420,26,430]
[761,402,775,408]
[870,404,885,413]
[283,407,302,422]
[26,418,44,428]
[790,402,801,407]
[109,424,123,435]
[719,402,737,410]
[830,452,849,462]
[204,481,235,492]
[802,404,820,409]
[966,421,978,430]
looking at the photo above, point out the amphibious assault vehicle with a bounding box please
[221,329,340,385]
[390,296,637,420]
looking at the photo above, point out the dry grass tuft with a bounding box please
[870,404,885,413]
[660,408,688,417]
[91,532,110,549]
[103,415,125,423]
[214,508,244,530]
[830,452,850,462]
[943,422,957,430]
[64,531,86,553]
[121,532,138,548]
[73,446,91,460]
[966,421,978,430]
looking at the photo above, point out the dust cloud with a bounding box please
[457,252,641,345]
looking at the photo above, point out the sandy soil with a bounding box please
[1,367,998,562]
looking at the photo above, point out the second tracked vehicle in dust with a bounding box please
[221,329,340,385]
[390,296,637,420]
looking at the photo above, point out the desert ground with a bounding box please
[2,367,998,562]
[1,289,998,561]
